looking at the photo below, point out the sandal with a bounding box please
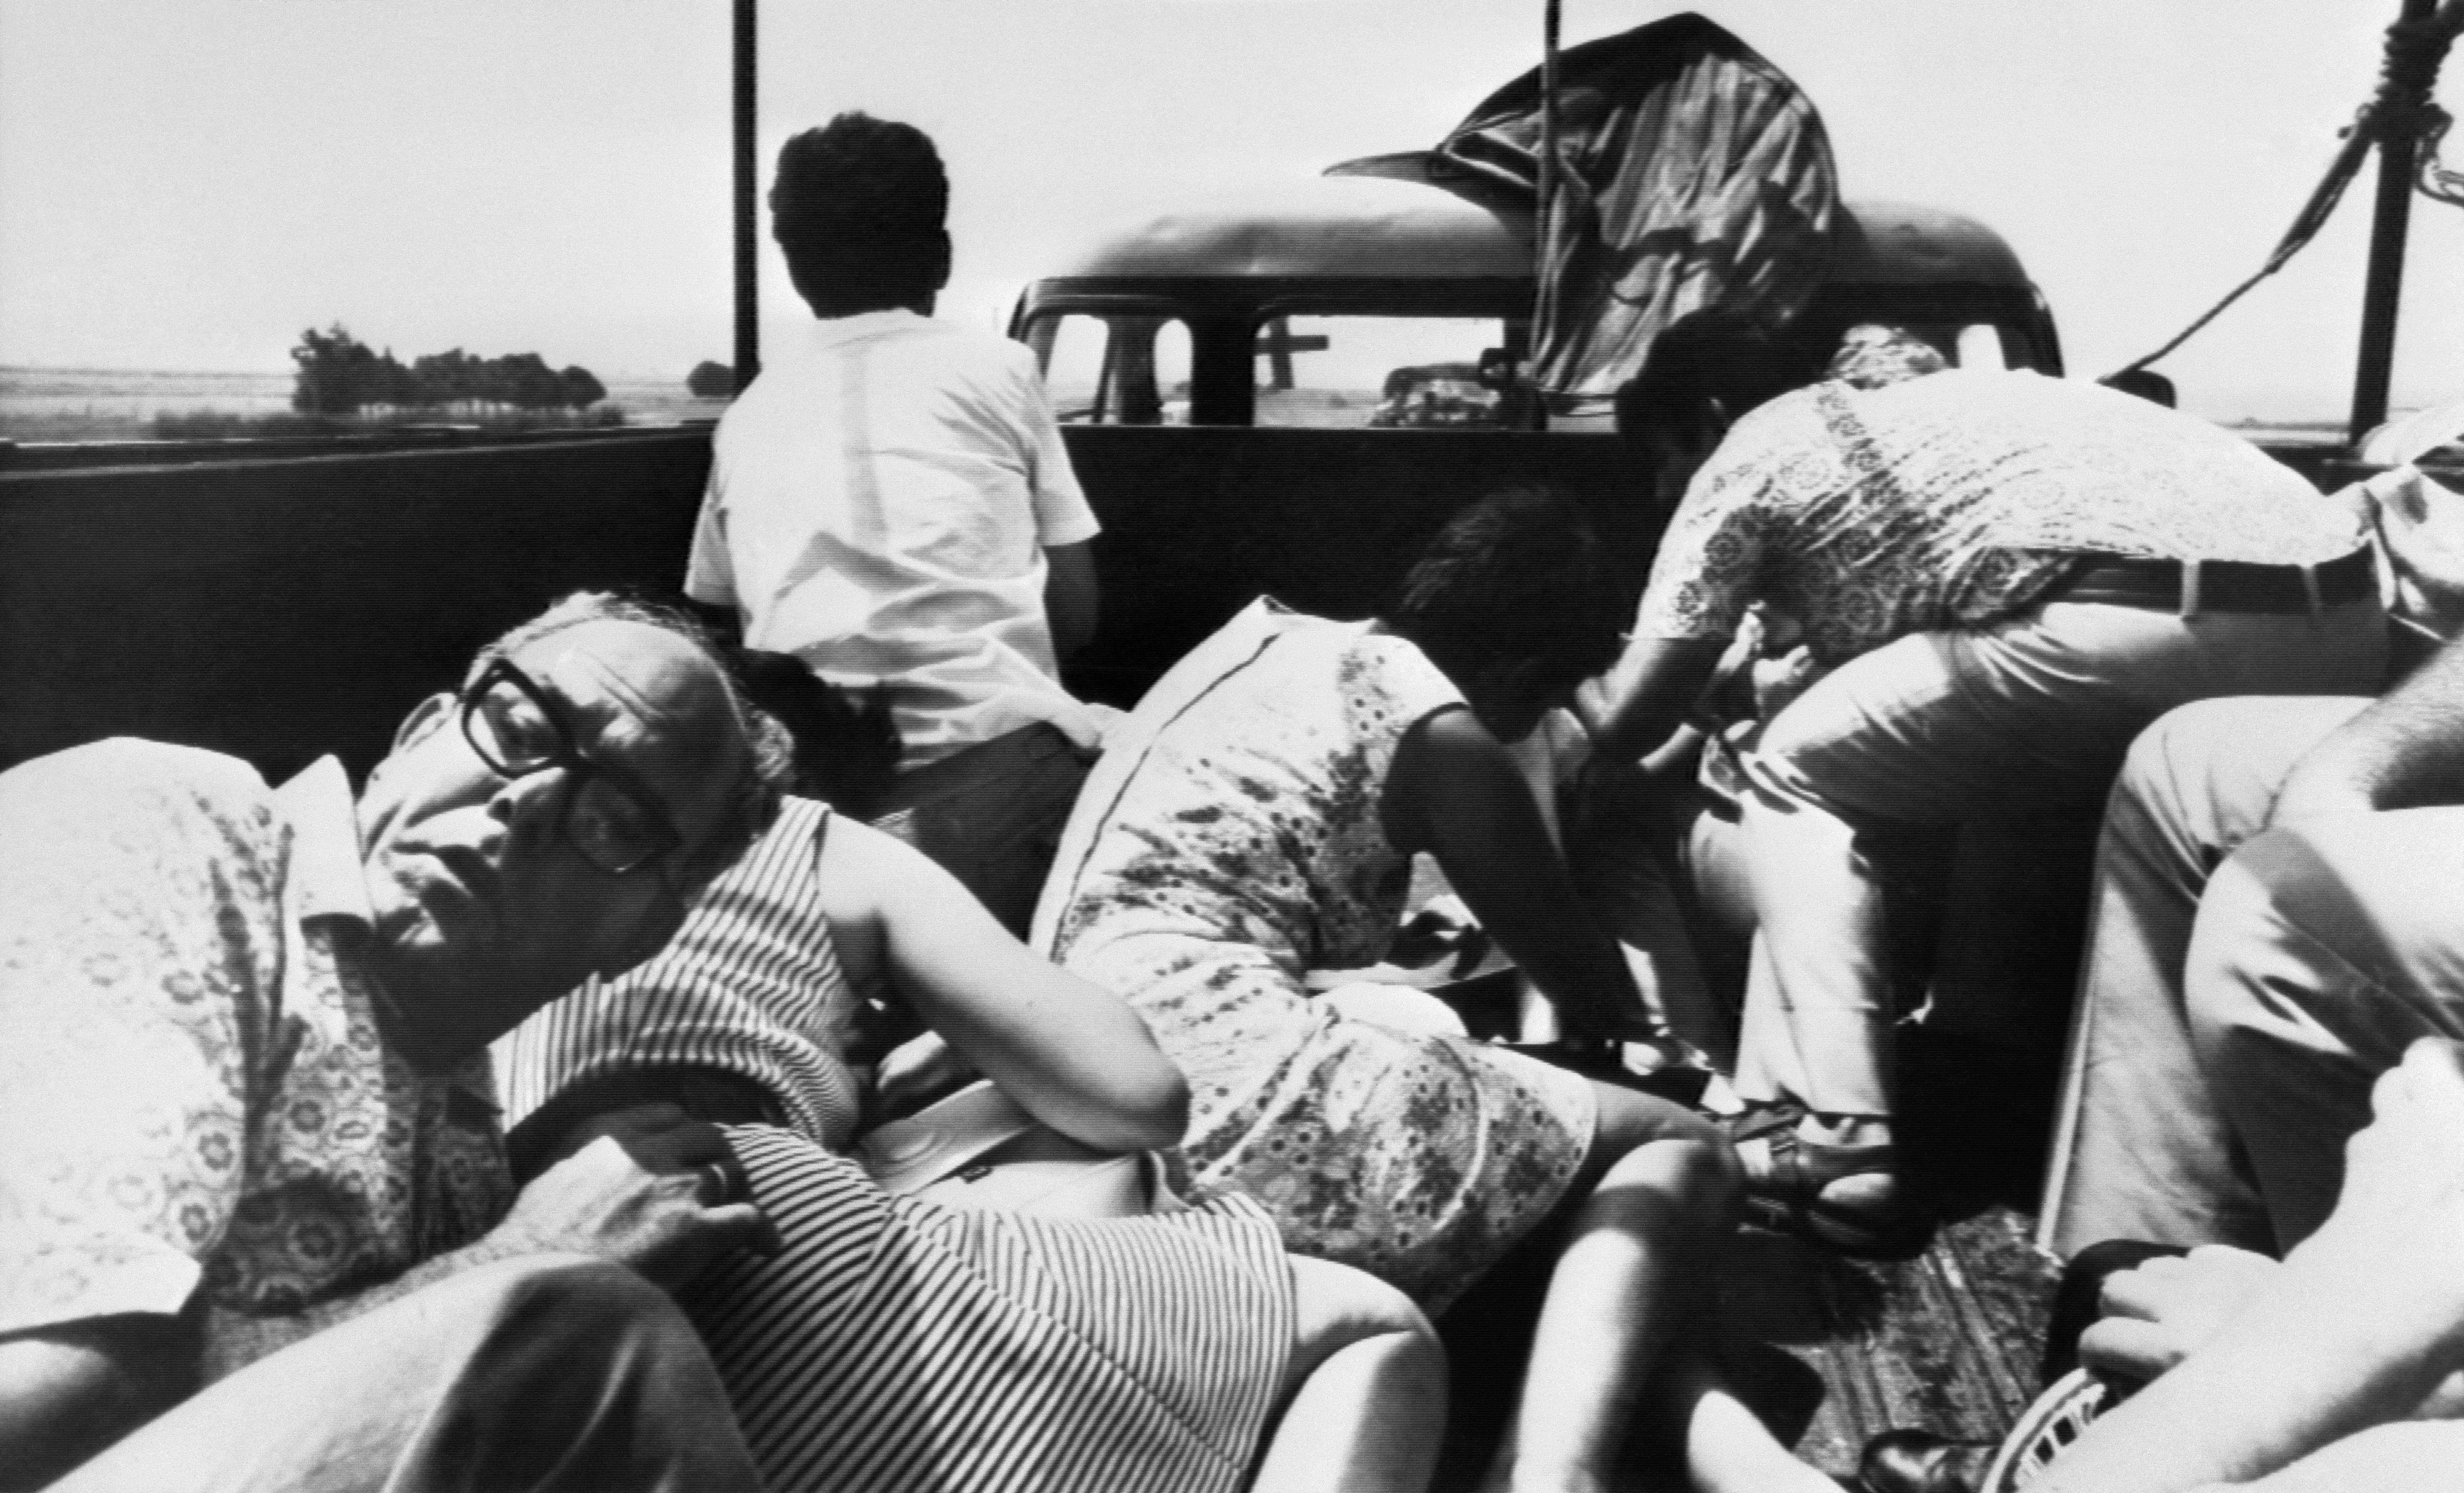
[1734,1118,1934,1261]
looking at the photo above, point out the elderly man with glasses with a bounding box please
[0,592,796,1492]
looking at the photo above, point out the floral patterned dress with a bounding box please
[1039,603,1597,1310]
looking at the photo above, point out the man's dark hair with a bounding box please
[771,112,950,315]
[1384,484,1629,686]
[1614,310,1824,448]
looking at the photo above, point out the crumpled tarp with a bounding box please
[1333,14,1840,407]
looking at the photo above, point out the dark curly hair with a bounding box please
[1614,309,1823,449]
[771,112,950,315]
[1384,484,1628,690]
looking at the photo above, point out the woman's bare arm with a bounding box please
[820,816,1187,1152]
[1383,707,1658,1042]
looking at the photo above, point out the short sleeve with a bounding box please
[683,470,738,609]
[0,743,284,1336]
[1344,633,1470,786]
[1630,463,1772,643]
[1012,347,1099,548]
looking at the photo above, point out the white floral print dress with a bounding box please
[1040,602,1596,1311]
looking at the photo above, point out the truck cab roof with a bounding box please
[1010,173,2063,427]
[1027,174,2036,290]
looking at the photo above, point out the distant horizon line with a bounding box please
[0,362,2374,428]
[0,361,702,384]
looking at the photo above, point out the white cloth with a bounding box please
[688,310,1102,764]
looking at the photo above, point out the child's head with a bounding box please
[771,112,951,318]
[1384,484,1628,742]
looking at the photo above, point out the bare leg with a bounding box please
[1253,1255,1446,1493]
[56,1256,759,1493]
[1484,1082,1742,1493]
[1657,1351,1839,1493]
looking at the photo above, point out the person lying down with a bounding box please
[495,791,1445,1493]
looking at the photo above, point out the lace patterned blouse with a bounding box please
[0,744,509,1359]
[1633,369,2366,666]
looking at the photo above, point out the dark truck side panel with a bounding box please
[1055,425,1647,708]
[0,426,1643,781]
[1,431,711,782]
[0,425,2368,784]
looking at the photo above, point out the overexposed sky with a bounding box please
[1,0,2457,421]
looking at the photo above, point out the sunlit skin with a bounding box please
[353,619,750,1070]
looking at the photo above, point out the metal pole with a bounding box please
[732,0,760,391]
[1537,0,1562,232]
[2349,0,2441,442]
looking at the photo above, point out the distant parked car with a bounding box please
[1369,363,1498,429]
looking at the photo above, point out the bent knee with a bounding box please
[2190,816,2464,1039]
[1287,1257,1435,1365]
[1600,1130,1744,1213]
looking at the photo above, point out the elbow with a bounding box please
[1106,1062,1188,1152]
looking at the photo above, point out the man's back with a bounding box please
[690,309,1099,764]
[1640,369,2364,665]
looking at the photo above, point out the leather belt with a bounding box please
[2052,547,2375,615]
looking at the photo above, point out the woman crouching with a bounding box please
[1037,485,1829,1493]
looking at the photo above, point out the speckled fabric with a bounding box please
[0,742,509,1355]
[1043,606,1595,1311]
[1635,369,2367,667]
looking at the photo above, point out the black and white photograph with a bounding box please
[4,3,2463,1490]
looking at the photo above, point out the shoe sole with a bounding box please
[1741,1193,1936,1262]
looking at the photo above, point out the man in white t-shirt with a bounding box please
[688,112,1104,933]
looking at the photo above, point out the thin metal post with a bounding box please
[1537,0,1562,231]
[733,0,760,391]
[2350,0,2442,442]
[1528,0,1563,404]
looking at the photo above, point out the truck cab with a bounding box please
[1009,171,2064,707]
[1010,172,2062,431]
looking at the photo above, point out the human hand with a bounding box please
[2368,467,2464,641]
[874,1031,980,1121]
[493,1102,779,1292]
[2327,1038,2464,1233]
[2079,1245,2282,1385]
[2264,1040,2464,1384]
[1750,645,1823,720]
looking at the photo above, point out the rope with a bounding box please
[2109,6,2464,381]
[2421,106,2464,205]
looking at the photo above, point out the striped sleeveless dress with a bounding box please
[498,798,1297,1493]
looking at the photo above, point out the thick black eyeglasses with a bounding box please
[458,656,683,879]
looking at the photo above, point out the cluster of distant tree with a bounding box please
[686,360,738,398]
[291,324,607,416]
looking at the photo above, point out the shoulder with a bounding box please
[1340,631,1468,724]
[1384,701,1508,821]
[900,321,1044,399]
[1687,386,1831,505]
[2,739,274,839]
[0,742,288,1012]
[813,807,946,912]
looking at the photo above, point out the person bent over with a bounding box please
[1586,311,2384,1256]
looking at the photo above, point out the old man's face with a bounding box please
[355,617,748,1067]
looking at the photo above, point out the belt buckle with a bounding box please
[2178,558,2201,620]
